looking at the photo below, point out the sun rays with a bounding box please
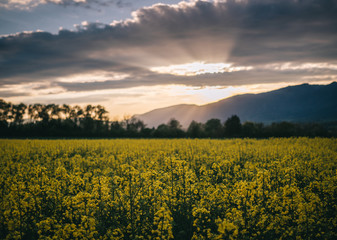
[150,62,254,76]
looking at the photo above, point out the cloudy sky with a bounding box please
[1,0,337,119]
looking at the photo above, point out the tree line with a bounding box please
[0,99,335,138]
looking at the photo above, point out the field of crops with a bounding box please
[1,138,337,239]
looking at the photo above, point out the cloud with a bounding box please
[0,0,131,10]
[21,92,144,105]
[0,90,31,98]
[55,65,337,93]
[1,0,337,95]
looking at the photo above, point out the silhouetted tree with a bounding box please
[141,127,155,138]
[28,104,39,122]
[168,118,181,129]
[39,104,50,122]
[167,118,185,138]
[96,105,108,121]
[125,117,146,137]
[110,121,125,137]
[71,105,84,124]
[242,121,263,138]
[47,104,57,120]
[0,99,9,123]
[224,115,242,137]
[187,121,205,138]
[302,123,329,137]
[267,122,296,137]
[205,118,223,138]
[0,99,9,135]
[153,124,170,138]
[12,103,27,125]
[61,104,71,119]
[0,98,336,138]
[84,105,94,119]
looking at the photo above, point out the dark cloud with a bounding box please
[57,67,337,92]
[0,0,132,10]
[0,90,31,98]
[54,0,133,10]
[1,0,337,90]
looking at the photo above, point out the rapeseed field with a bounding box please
[0,138,336,239]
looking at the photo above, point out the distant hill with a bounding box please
[136,82,337,128]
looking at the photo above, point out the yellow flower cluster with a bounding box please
[0,138,336,239]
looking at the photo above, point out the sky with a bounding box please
[1,0,337,119]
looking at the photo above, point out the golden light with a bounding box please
[57,71,129,83]
[150,61,233,76]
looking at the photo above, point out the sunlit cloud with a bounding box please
[0,82,65,97]
[264,62,337,71]
[150,62,253,76]
[57,72,129,83]
[302,75,337,81]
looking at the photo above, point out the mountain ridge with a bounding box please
[136,82,337,128]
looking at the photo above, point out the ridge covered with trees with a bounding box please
[0,99,336,138]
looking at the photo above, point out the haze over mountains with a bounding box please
[136,82,337,128]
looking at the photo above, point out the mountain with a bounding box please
[136,82,337,128]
